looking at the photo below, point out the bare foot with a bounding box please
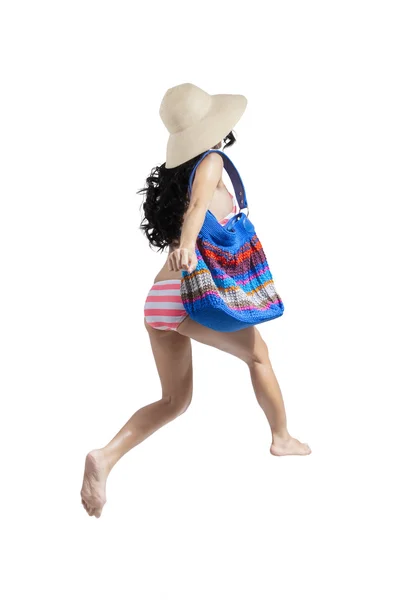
[80,449,110,518]
[270,435,312,456]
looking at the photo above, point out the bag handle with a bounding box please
[187,149,248,211]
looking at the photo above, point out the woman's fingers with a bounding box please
[180,248,189,270]
[169,251,181,271]
[168,248,197,272]
[168,254,176,271]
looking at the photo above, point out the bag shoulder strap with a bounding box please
[187,149,248,210]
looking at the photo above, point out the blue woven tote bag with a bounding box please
[180,149,284,332]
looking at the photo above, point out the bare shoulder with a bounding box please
[198,150,224,171]
[192,151,223,186]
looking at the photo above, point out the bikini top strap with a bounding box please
[187,149,248,210]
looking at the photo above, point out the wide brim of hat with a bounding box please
[165,93,247,168]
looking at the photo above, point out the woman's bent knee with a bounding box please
[164,392,192,416]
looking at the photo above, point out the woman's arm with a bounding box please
[179,152,224,251]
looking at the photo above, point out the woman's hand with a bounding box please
[168,247,198,273]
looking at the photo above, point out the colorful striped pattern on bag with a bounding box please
[180,230,284,331]
[181,234,281,311]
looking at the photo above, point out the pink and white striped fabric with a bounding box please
[144,280,188,331]
[218,191,237,226]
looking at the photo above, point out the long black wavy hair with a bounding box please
[138,131,237,252]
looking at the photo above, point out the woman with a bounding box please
[81,83,311,518]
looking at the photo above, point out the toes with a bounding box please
[81,493,104,516]
[270,439,312,456]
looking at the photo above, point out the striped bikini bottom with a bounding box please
[144,279,188,332]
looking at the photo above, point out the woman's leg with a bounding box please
[176,316,311,457]
[81,319,193,518]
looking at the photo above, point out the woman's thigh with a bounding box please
[144,318,193,406]
[176,316,269,365]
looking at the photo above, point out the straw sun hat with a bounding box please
[159,83,247,168]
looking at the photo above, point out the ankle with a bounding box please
[271,430,291,442]
[93,447,115,475]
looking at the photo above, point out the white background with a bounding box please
[1,1,399,598]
